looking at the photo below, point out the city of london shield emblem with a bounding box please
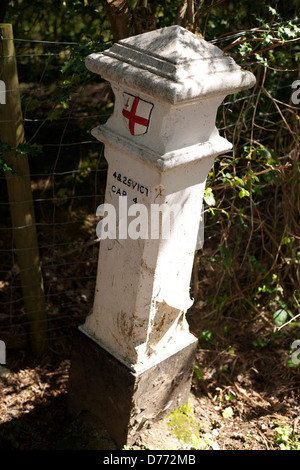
[122,93,154,136]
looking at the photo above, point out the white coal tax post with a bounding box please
[68,25,256,448]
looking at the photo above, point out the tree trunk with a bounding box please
[104,0,132,42]
[0,24,48,357]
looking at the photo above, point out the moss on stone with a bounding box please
[167,400,202,447]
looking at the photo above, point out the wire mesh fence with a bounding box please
[0,30,299,357]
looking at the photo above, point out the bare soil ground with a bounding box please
[0,302,299,451]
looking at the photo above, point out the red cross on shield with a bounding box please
[122,93,154,136]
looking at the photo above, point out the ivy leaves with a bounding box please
[0,142,42,173]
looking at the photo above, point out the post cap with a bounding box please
[85,25,256,104]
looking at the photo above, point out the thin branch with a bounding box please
[277,313,300,331]
[175,0,188,26]
[195,0,227,22]
[263,87,299,146]
[187,0,195,24]
[235,37,300,61]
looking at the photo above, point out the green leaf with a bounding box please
[61,100,70,110]
[222,407,233,418]
[16,143,42,156]
[286,358,297,368]
[238,42,252,56]
[267,6,277,16]
[273,309,288,326]
[239,188,250,198]
[26,98,40,112]
[253,336,267,348]
[47,108,64,121]
[204,188,215,206]
[194,365,203,380]
[199,330,213,342]
[281,237,294,246]
[234,176,244,186]
[0,157,16,174]
[0,142,12,153]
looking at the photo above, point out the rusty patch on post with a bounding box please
[148,300,183,349]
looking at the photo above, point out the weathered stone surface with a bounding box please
[85,25,256,104]
[81,142,211,373]
[68,328,198,448]
[81,26,255,373]
[69,25,256,446]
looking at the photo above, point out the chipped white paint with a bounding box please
[81,26,256,373]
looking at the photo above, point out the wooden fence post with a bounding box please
[0,24,47,357]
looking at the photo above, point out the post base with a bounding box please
[68,328,198,448]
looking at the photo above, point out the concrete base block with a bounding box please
[68,328,198,448]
